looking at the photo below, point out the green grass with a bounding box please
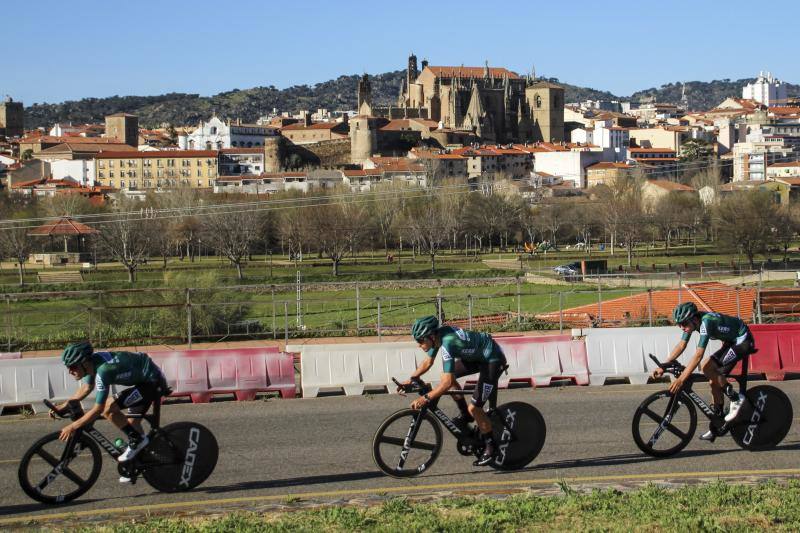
[80,480,800,532]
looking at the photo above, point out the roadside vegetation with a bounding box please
[81,480,800,532]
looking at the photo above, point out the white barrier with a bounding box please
[292,342,423,397]
[582,326,722,385]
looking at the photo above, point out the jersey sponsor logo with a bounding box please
[117,371,132,380]
[96,351,114,362]
[482,383,494,402]
[441,346,452,361]
[721,348,737,365]
[699,322,708,336]
[453,327,468,341]
[122,388,143,407]
[743,391,768,446]
[94,374,106,391]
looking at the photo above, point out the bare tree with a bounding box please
[303,191,370,276]
[97,202,154,283]
[0,218,35,286]
[201,206,264,280]
[403,187,454,273]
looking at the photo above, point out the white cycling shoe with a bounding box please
[724,394,746,422]
[118,435,150,463]
[119,476,133,484]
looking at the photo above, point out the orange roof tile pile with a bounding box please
[536,281,755,327]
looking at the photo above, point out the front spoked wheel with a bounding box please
[18,431,102,504]
[632,390,697,458]
[373,409,443,478]
[489,402,546,470]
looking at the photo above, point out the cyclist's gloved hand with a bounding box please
[396,380,411,395]
[652,368,664,379]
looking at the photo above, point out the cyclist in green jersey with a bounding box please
[653,302,755,440]
[52,342,170,471]
[399,315,507,466]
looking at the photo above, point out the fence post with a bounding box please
[678,271,683,303]
[436,282,443,323]
[736,287,741,319]
[271,286,276,339]
[284,301,289,343]
[377,297,382,340]
[5,295,11,351]
[597,277,602,326]
[97,292,103,346]
[648,289,653,327]
[296,271,302,328]
[558,291,563,334]
[468,294,473,329]
[757,270,763,324]
[516,276,522,324]
[356,282,360,333]
[186,288,192,348]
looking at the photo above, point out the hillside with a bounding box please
[22,72,799,129]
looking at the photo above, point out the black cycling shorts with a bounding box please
[113,376,169,415]
[453,357,507,408]
[709,334,755,376]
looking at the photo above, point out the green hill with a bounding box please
[22,73,799,129]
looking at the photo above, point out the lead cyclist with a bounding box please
[399,315,507,466]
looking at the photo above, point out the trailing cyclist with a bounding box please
[654,302,755,440]
[400,315,507,466]
[53,342,171,479]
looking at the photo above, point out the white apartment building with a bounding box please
[742,71,788,107]
[179,116,278,150]
[732,133,794,181]
[533,149,604,188]
[50,159,96,186]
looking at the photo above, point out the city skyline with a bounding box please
[4,0,800,105]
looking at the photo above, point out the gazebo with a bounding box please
[27,216,99,266]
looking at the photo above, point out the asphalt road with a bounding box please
[1,380,799,526]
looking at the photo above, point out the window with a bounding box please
[197,169,202,177]
[120,180,125,188]
[208,179,214,187]
[98,161,105,169]
[109,161,115,168]
[99,171,104,178]
[109,171,115,178]
[197,180,202,187]
[157,160,163,167]
[167,159,175,167]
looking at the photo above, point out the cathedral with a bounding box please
[358,54,565,144]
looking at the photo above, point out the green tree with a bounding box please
[715,190,779,269]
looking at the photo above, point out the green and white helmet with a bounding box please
[61,341,93,367]
[411,315,440,341]
[672,302,698,324]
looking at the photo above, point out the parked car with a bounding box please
[553,261,581,277]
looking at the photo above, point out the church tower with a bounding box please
[357,74,372,116]
[525,80,565,142]
[406,53,418,106]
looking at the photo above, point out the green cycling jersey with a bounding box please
[426,325,504,373]
[80,351,162,404]
[681,312,749,349]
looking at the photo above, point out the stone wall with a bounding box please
[284,139,352,168]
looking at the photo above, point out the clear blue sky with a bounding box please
[5,0,799,105]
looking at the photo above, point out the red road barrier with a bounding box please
[151,347,296,402]
[746,323,800,381]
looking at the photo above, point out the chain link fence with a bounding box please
[4,272,799,352]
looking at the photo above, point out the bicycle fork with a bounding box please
[397,411,426,470]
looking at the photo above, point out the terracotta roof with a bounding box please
[38,142,135,154]
[769,161,800,168]
[646,179,695,191]
[426,66,520,79]
[343,169,383,177]
[587,162,633,170]
[537,282,754,326]
[19,136,125,145]
[96,150,218,159]
[220,147,264,154]
[281,122,344,131]
[773,177,800,186]
[628,147,677,154]
[27,216,99,236]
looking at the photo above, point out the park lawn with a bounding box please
[88,480,800,532]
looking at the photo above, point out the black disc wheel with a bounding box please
[373,409,443,478]
[730,385,794,451]
[632,390,697,458]
[141,422,218,492]
[489,402,546,470]
[18,431,103,504]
